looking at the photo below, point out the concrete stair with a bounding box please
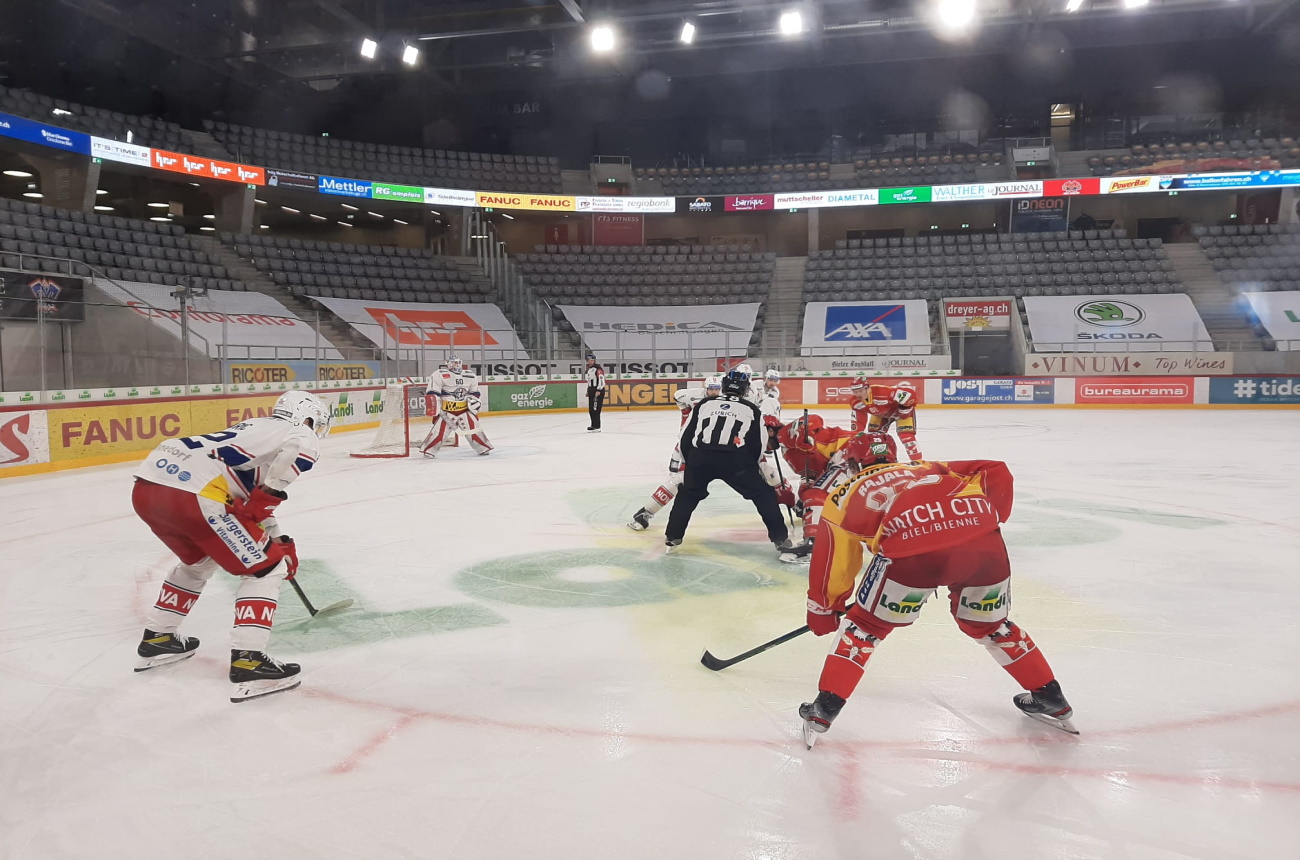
[179,129,236,161]
[192,236,377,356]
[758,256,807,356]
[1163,243,1266,349]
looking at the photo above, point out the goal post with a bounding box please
[350,382,440,458]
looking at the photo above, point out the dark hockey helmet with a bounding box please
[721,369,750,397]
[843,432,897,469]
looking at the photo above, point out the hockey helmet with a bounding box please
[778,413,823,449]
[273,391,332,438]
[849,375,870,397]
[843,433,896,469]
[721,369,750,397]
[763,368,781,390]
[705,375,723,393]
[734,363,754,378]
[447,356,465,373]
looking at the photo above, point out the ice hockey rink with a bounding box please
[2,406,1298,860]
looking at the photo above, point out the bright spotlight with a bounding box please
[402,44,419,65]
[360,38,378,59]
[1123,0,1148,7]
[1065,0,1084,9]
[680,21,696,44]
[779,10,804,35]
[936,0,977,29]
[591,25,616,52]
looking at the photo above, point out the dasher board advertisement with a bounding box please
[312,296,528,357]
[1022,294,1214,353]
[93,280,338,358]
[559,303,760,359]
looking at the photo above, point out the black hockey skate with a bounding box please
[1013,680,1078,735]
[664,537,683,553]
[229,650,302,703]
[135,629,199,672]
[627,507,652,531]
[798,691,846,749]
[775,538,812,565]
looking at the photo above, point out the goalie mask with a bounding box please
[272,391,332,439]
[447,356,465,374]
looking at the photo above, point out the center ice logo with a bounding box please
[1075,300,1144,328]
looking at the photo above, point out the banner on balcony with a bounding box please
[559,303,760,359]
[1022,294,1214,352]
[312,297,528,357]
[800,301,932,354]
[1242,291,1300,351]
[93,280,337,358]
[0,271,85,321]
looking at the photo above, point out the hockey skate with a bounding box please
[134,630,199,672]
[230,650,302,703]
[1013,680,1078,735]
[798,691,846,749]
[627,507,652,531]
[775,538,812,565]
[664,537,683,554]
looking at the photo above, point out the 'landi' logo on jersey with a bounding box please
[363,308,501,347]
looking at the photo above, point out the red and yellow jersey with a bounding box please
[778,422,855,479]
[807,459,1013,610]
[850,383,918,435]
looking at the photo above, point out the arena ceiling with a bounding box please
[2,0,1300,154]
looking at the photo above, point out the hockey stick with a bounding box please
[288,577,353,618]
[700,625,811,671]
[771,448,796,526]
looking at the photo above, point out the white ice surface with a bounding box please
[1,407,1298,859]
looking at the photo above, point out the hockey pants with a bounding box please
[664,452,790,545]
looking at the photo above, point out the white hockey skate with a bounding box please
[627,508,651,531]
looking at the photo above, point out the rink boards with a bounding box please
[1,373,1297,478]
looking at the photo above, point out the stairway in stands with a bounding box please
[1164,243,1266,349]
[193,236,377,355]
[759,256,807,357]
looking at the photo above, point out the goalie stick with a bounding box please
[700,625,811,671]
[288,577,353,618]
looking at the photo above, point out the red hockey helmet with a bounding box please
[778,413,824,450]
[843,433,897,469]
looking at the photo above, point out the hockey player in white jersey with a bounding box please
[419,356,492,456]
[130,391,330,703]
[627,376,721,531]
[751,368,800,520]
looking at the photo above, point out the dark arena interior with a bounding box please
[1,1,1298,857]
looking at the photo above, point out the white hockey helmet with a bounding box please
[763,368,781,389]
[734,363,754,378]
[705,375,723,392]
[447,355,464,373]
[273,391,332,438]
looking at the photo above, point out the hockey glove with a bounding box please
[274,535,299,579]
[806,599,843,637]
[467,394,482,414]
[237,486,288,524]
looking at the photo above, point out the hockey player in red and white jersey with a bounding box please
[849,377,922,461]
[627,376,721,531]
[419,356,492,456]
[130,390,330,703]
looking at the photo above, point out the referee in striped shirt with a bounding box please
[665,369,806,561]
[585,353,606,432]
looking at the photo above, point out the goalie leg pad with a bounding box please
[419,414,450,455]
[230,559,290,653]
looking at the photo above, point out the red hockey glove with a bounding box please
[274,535,299,578]
[237,486,288,524]
[806,599,843,636]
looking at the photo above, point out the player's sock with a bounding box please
[142,560,215,635]
[627,507,652,531]
[229,650,301,703]
[980,621,1055,691]
[231,559,289,653]
[135,629,200,672]
[1013,680,1078,734]
[816,622,880,700]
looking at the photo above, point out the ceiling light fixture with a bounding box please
[203,214,215,219]
[360,38,378,59]
[935,0,978,29]
[428,209,442,216]
[393,219,409,225]
[338,221,354,227]
[96,189,109,195]
[3,169,33,178]
[591,25,616,52]
[1123,0,1148,7]
[199,226,215,231]
[281,206,300,214]
[147,202,170,208]
[680,21,696,44]
[254,198,267,205]
[94,205,113,211]
[310,214,327,221]
[779,10,804,35]
[150,216,171,222]
[1065,0,1084,9]
[341,203,359,211]
[22,192,42,198]
[367,211,384,217]
[402,44,419,65]
[500,213,515,220]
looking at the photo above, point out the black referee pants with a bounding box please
[664,450,789,544]
[587,388,604,429]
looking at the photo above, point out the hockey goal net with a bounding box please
[350,382,451,458]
